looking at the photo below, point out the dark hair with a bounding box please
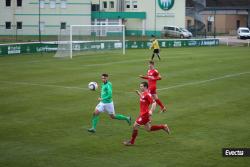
[141,81,148,88]
[149,60,154,65]
[151,35,155,38]
[102,73,109,77]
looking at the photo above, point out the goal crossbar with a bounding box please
[69,24,126,58]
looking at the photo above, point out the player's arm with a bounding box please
[147,94,156,115]
[149,40,155,49]
[97,88,102,101]
[147,75,161,80]
[156,41,160,50]
[149,101,156,115]
[139,75,148,79]
[135,90,142,97]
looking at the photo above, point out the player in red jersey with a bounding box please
[123,82,170,146]
[139,60,167,113]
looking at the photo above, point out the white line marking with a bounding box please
[0,52,211,67]
[0,72,249,91]
[0,59,54,66]
[0,80,87,90]
[158,71,250,91]
[81,59,148,67]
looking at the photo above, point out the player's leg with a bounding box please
[106,102,131,125]
[88,109,100,133]
[144,122,152,132]
[88,102,104,133]
[152,93,167,112]
[151,52,155,60]
[123,121,140,146]
[156,49,161,60]
[111,114,131,125]
[145,122,170,134]
[124,115,150,146]
[157,53,161,60]
[149,88,167,112]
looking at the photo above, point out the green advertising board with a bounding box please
[126,39,219,48]
[0,39,219,56]
[0,42,58,56]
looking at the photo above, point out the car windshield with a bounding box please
[241,30,250,33]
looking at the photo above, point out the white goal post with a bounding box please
[55,24,126,59]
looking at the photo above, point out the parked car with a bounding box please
[237,27,250,39]
[162,26,193,38]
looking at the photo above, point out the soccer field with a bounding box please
[0,46,250,167]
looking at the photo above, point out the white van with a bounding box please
[162,26,192,39]
[237,27,250,39]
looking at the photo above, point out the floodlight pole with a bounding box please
[99,0,101,40]
[38,0,41,42]
[70,25,73,59]
[154,0,156,36]
[213,0,217,39]
[123,25,125,55]
[213,9,216,38]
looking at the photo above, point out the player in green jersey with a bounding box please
[88,74,131,133]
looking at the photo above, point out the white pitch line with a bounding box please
[0,52,208,67]
[157,71,250,91]
[0,72,249,91]
[0,59,55,66]
[0,80,87,90]
[81,59,148,67]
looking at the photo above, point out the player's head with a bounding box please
[140,81,148,92]
[101,73,108,83]
[149,60,155,69]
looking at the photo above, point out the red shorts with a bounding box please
[149,87,156,94]
[136,114,151,125]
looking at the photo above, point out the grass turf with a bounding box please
[0,46,250,167]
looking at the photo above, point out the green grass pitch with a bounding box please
[0,46,250,167]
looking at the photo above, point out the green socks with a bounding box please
[91,115,99,129]
[114,114,129,121]
[90,114,130,131]
[115,114,131,125]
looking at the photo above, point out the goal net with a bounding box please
[55,25,125,58]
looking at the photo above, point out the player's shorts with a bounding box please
[153,49,159,54]
[149,86,157,95]
[136,114,151,125]
[95,102,115,115]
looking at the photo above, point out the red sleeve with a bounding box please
[147,93,153,104]
[141,76,149,79]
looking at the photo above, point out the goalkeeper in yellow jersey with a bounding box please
[150,35,161,61]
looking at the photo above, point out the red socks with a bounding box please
[130,129,138,144]
[150,125,164,131]
[155,99,165,109]
[130,125,165,144]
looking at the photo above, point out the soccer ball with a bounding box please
[88,82,98,91]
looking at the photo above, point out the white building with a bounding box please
[0,0,185,37]
[0,0,91,36]
[92,0,185,36]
